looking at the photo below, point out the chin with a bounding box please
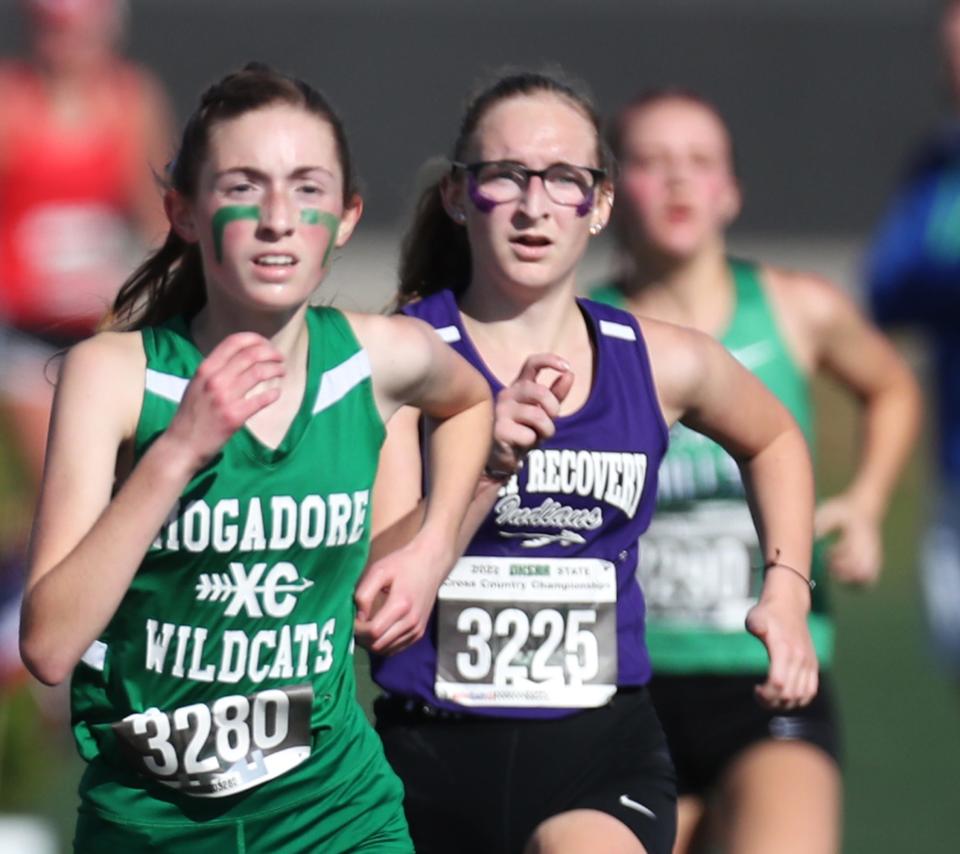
[645,230,707,262]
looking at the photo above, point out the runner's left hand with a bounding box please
[354,538,451,655]
[815,493,883,586]
[746,589,819,710]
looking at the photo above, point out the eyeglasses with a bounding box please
[451,160,606,212]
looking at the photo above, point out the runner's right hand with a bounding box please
[164,332,285,470]
[485,353,574,478]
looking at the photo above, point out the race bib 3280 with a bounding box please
[112,684,313,797]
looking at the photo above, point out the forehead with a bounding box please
[623,99,730,153]
[205,103,339,177]
[471,93,598,166]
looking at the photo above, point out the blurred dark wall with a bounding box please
[0,1,945,234]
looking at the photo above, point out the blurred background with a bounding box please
[0,0,957,851]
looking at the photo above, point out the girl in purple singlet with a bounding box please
[355,71,819,854]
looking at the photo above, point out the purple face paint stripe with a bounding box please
[466,174,497,214]
[575,187,596,218]
[212,205,260,263]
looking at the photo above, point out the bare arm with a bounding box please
[354,313,493,580]
[20,332,286,685]
[355,349,572,654]
[642,317,817,708]
[790,275,922,584]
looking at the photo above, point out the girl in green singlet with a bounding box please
[18,64,493,853]
[591,91,921,854]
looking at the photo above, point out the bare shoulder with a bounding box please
[636,314,724,423]
[342,310,438,387]
[344,311,436,361]
[126,63,173,121]
[762,264,856,336]
[57,331,146,441]
[638,313,717,374]
[63,330,145,374]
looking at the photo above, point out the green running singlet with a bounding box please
[70,307,410,853]
[590,259,833,673]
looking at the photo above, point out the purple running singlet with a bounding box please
[371,291,669,719]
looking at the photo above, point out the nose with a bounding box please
[257,189,295,238]
[516,173,550,218]
[663,156,689,186]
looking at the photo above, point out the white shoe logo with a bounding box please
[619,794,656,819]
[769,716,806,740]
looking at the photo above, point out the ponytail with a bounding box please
[397,164,470,305]
[104,232,205,331]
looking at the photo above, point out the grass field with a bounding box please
[1,235,958,852]
[813,375,960,853]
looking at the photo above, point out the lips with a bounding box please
[664,203,694,223]
[253,253,298,267]
[509,233,553,261]
[512,234,551,247]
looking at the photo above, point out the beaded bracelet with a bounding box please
[763,548,816,591]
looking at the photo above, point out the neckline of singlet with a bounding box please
[165,311,324,467]
[610,257,812,441]
[438,289,615,427]
[716,258,758,344]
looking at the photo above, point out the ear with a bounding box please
[164,190,199,244]
[589,179,615,234]
[333,193,364,248]
[439,173,467,224]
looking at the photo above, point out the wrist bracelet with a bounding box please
[762,549,816,591]
[483,460,521,482]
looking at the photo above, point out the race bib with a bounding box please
[638,501,761,631]
[435,556,617,708]
[113,684,312,798]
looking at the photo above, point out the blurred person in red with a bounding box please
[0,0,172,688]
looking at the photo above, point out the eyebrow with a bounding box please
[213,165,336,181]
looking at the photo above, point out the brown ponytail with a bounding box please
[397,162,471,307]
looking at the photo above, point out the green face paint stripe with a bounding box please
[211,205,261,263]
[300,209,341,266]
[210,206,341,266]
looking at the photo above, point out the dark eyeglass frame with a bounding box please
[450,160,607,214]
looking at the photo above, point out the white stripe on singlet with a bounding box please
[313,349,372,415]
[598,320,637,342]
[145,369,189,403]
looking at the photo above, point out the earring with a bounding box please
[589,222,603,235]
[454,210,467,224]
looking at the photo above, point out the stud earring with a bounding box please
[589,222,603,235]
[454,210,467,224]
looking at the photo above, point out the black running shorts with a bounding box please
[376,686,677,854]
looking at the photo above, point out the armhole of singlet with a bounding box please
[320,307,387,448]
[625,312,671,455]
[132,327,156,456]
